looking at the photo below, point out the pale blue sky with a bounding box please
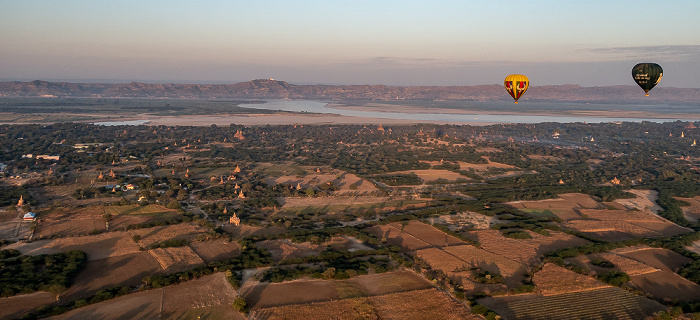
[1,1,698,86]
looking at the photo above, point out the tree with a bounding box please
[232,297,248,313]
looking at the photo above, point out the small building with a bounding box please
[125,184,136,190]
[23,212,36,221]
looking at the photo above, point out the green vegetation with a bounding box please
[596,270,631,287]
[0,250,87,297]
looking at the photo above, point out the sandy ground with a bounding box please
[144,113,480,126]
[328,102,700,120]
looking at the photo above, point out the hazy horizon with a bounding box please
[2,1,699,87]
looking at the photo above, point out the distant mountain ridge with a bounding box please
[1,79,699,103]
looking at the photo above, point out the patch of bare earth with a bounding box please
[256,239,325,263]
[149,246,206,274]
[614,189,662,213]
[430,212,500,230]
[0,292,56,320]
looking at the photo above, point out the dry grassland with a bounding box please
[533,263,609,296]
[149,246,206,274]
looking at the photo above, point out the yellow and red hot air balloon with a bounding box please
[504,74,529,103]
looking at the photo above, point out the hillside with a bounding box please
[1,79,699,103]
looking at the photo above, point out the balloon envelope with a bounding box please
[632,63,663,96]
[504,74,529,103]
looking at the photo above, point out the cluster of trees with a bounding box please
[0,250,87,297]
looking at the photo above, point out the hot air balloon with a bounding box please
[632,63,663,96]
[504,74,529,103]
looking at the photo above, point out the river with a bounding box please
[239,100,700,124]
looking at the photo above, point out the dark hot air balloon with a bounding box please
[632,63,663,96]
[504,74,529,103]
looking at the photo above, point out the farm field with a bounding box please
[442,245,528,285]
[61,251,164,300]
[563,220,677,241]
[130,223,209,249]
[629,270,700,302]
[0,219,30,241]
[243,270,434,311]
[399,169,471,183]
[188,239,241,264]
[52,273,240,320]
[533,263,609,296]
[0,292,56,320]
[464,229,589,266]
[243,279,339,310]
[253,288,477,320]
[256,239,325,263]
[479,287,666,320]
[612,246,691,272]
[4,231,139,260]
[365,224,431,252]
[149,246,206,274]
[34,218,105,238]
[400,220,465,247]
